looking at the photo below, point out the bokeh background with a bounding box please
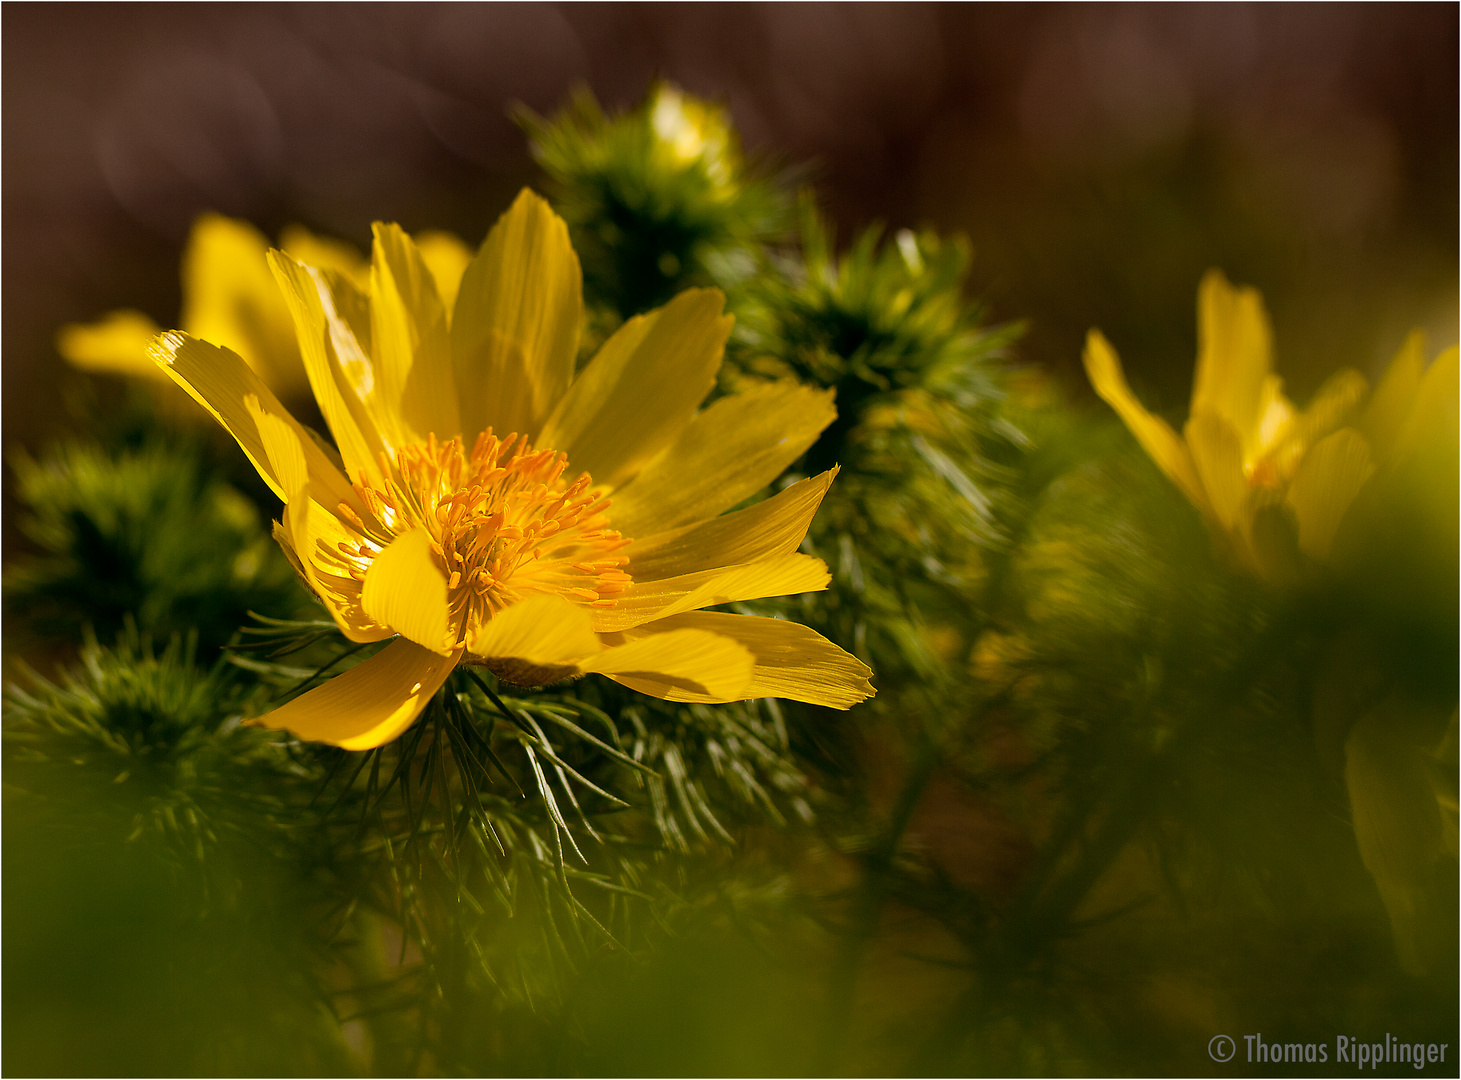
[5,2,1457,453]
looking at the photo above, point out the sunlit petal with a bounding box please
[249,398,310,503]
[253,639,457,751]
[361,528,453,654]
[609,381,836,538]
[452,189,582,440]
[279,224,368,286]
[618,611,874,708]
[625,468,837,581]
[269,252,389,484]
[592,552,831,633]
[149,331,359,512]
[369,223,462,444]
[1391,345,1458,466]
[583,628,754,701]
[1264,368,1368,480]
[540,288,731,488]
[469,592,600,664]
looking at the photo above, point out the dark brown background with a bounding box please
[5,3,1457,452]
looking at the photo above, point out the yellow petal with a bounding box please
[1192,269,1273,449]
[269,252,389,483]
[539,288,731,489]
[1361,332,1426,461]
[583,628,754,701]
[1183,410,1247,531]
[618,611,874,708]
[452,189,583,440]
[57,310,166,380]
[1391,345,1459,467]
[609,382,837,538]
[468,592,600,664]
[149,331,359,512]
[625,468,836,581]
[592,552,830,633]
[369,223,461,444]
[1252,374,1296,458]
[414,230,473,314]
[182,213,307,398]
[248,397,309,501]
[1083,330,1208,512]
[254,638,457,750]
[1286,428,1375,560]
[283,487,391,644]
[361,528,453,653]
[1263,367,1368,479]
[1345,699,1455,976]
[279,224,369,287]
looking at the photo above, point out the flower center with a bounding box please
[340,431,630,643]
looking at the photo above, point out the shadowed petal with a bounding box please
[1192,269,1273,450]
[414,230,473,314]
[282,488,392,644]
[1361,332,1426,461]
[1184,410,1246,531]
[58,310,166,380]
[1084,329,1207,512]
[181,214,306,397]
[1287,428,1375,560]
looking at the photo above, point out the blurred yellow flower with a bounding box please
[1332,331,1458,613]
[151,189,873,749]
[60,213,471,401]
[1086,270,1381,579]
[649,84,736,187]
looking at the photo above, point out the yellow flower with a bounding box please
[648,84,736,187]
[1084,270,1376,579]
[1331,332,1458,614]
[60,213,471,401]
[150,189,874,750]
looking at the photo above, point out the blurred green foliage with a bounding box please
[521,84,792,339]
[4,84,1455,1077]
[6,435,303,654]
[4,634,354,1076]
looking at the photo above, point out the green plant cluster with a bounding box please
[522,83,792,343]
[4,85,1455,1076]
